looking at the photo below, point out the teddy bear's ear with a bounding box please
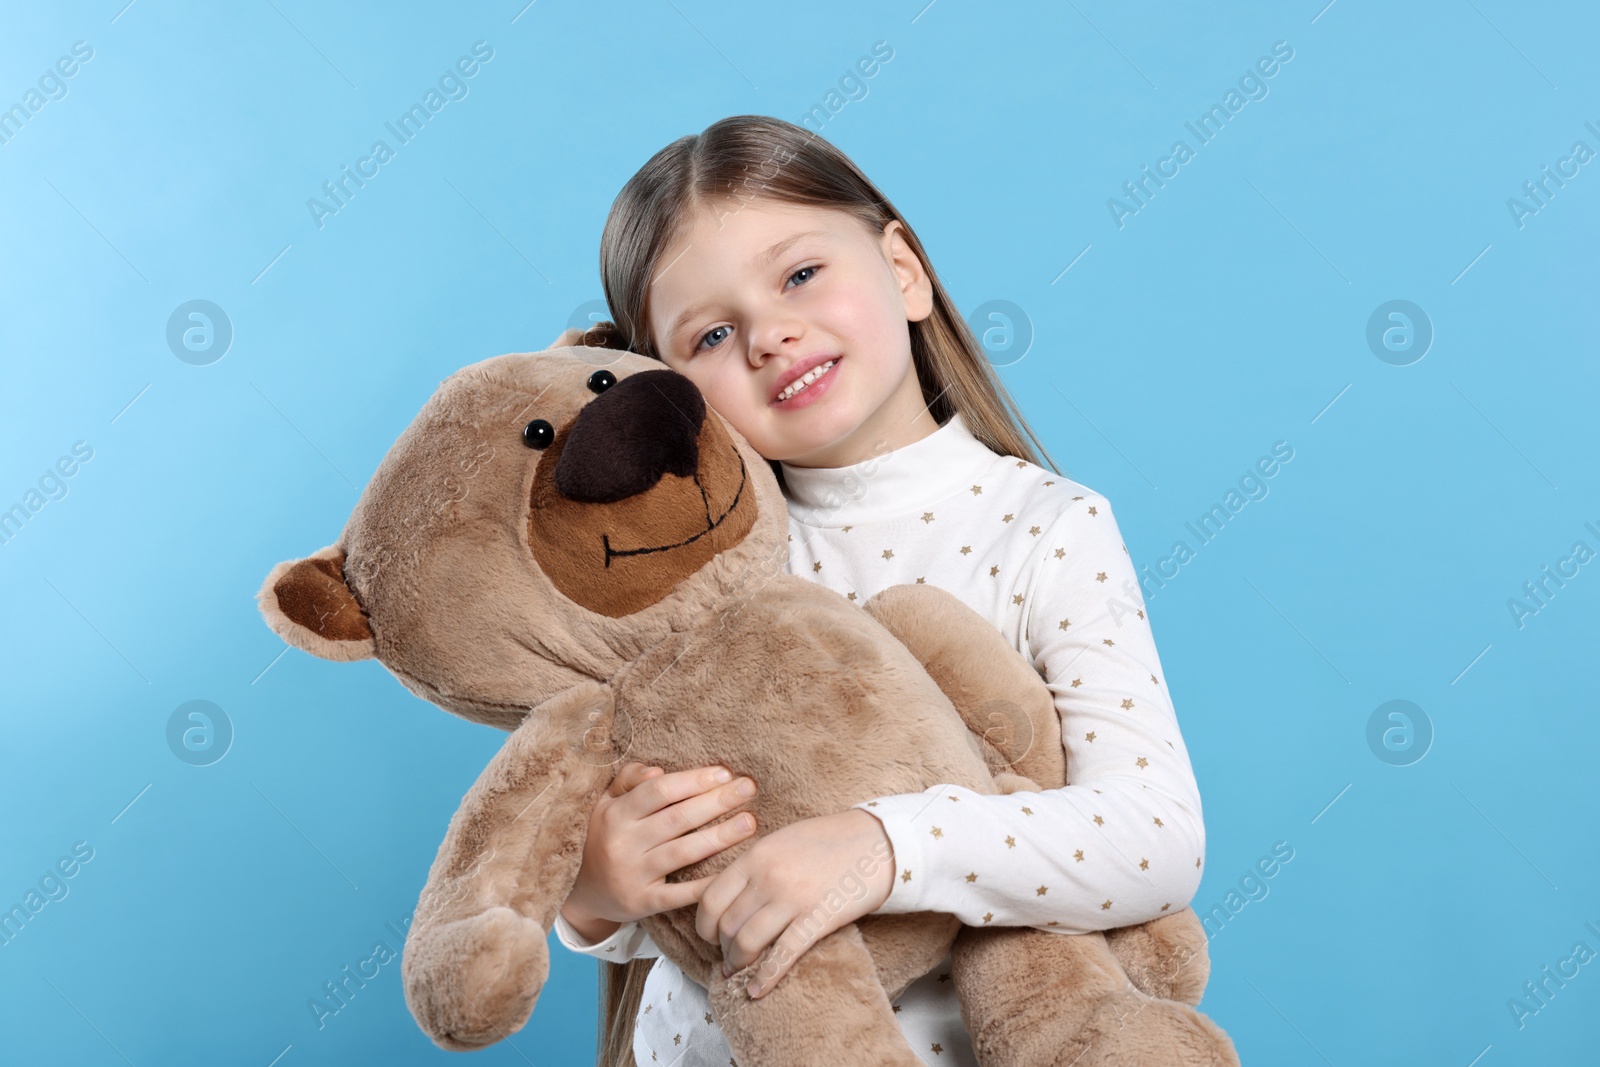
[257,544,376,662]
[545,320,634,353]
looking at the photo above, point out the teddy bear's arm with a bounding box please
[401,679,617,1051]
[861,583,1066,788]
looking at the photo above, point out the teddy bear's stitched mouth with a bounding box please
[599,447,748,568]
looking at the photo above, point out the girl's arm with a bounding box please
[851,495,1204,935]
[552,913,663,961]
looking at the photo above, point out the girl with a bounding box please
[552,115,1207,1067]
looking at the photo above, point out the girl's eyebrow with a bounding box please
[665,229,832,343]
[752,229,830,270]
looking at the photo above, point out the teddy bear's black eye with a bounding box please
[521,419,554,449]
[587,369,617,394]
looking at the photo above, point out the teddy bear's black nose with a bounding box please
[555,369,706,503]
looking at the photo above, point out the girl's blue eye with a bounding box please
[696,325,731,352]
[693,264,821,353]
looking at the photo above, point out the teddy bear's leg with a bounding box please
[1104,907,1212,1006]
[705,922,928,1067]
[952,925,1240,1067]
[861,585,1065,789]
[401,682,617,1051]
[858,911,963,1002]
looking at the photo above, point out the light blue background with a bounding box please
[2,1,1596,1064]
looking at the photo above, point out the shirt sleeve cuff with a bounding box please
[853,790,941,914]
[552,912,662,960]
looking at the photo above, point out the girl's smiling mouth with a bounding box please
[771,356,841,408]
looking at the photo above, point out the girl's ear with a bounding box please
[881,220,934,323]
[257,544,377,662]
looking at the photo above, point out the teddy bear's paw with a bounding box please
[993,771,1042,794]
[1048,993,1239,1067]
[1105,912,1211,1006]
[402,906,549,1051]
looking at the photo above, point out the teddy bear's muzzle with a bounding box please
[526,366,758,617]
[555,369,705,504]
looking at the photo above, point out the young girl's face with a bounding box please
[647,199,937,469]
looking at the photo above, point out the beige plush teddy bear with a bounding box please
[257,345,1238,1066]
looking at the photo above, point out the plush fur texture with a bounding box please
[257,347,1239,1065]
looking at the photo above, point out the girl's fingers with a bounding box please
[717,892,780,976]
[608,761,660,798]
[652,808,757,877]
[641,775,757,852]
[746,917,820,998]
[694,862,751,944]
[650,873,716,915]
[613,764,729,820]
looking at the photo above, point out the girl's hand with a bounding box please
[560,762,760,941]
[695,809,895,998]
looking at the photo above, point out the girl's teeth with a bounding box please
[779,359,836,401]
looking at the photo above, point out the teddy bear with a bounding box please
[256,344,1238,1066]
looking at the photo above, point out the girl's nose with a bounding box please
[748,313,805,367]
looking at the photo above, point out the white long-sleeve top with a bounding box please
[553,412,1207,1066]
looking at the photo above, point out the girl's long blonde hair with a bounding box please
[584,114,1061,1067]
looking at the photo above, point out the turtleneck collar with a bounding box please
[778,412,1002,527]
